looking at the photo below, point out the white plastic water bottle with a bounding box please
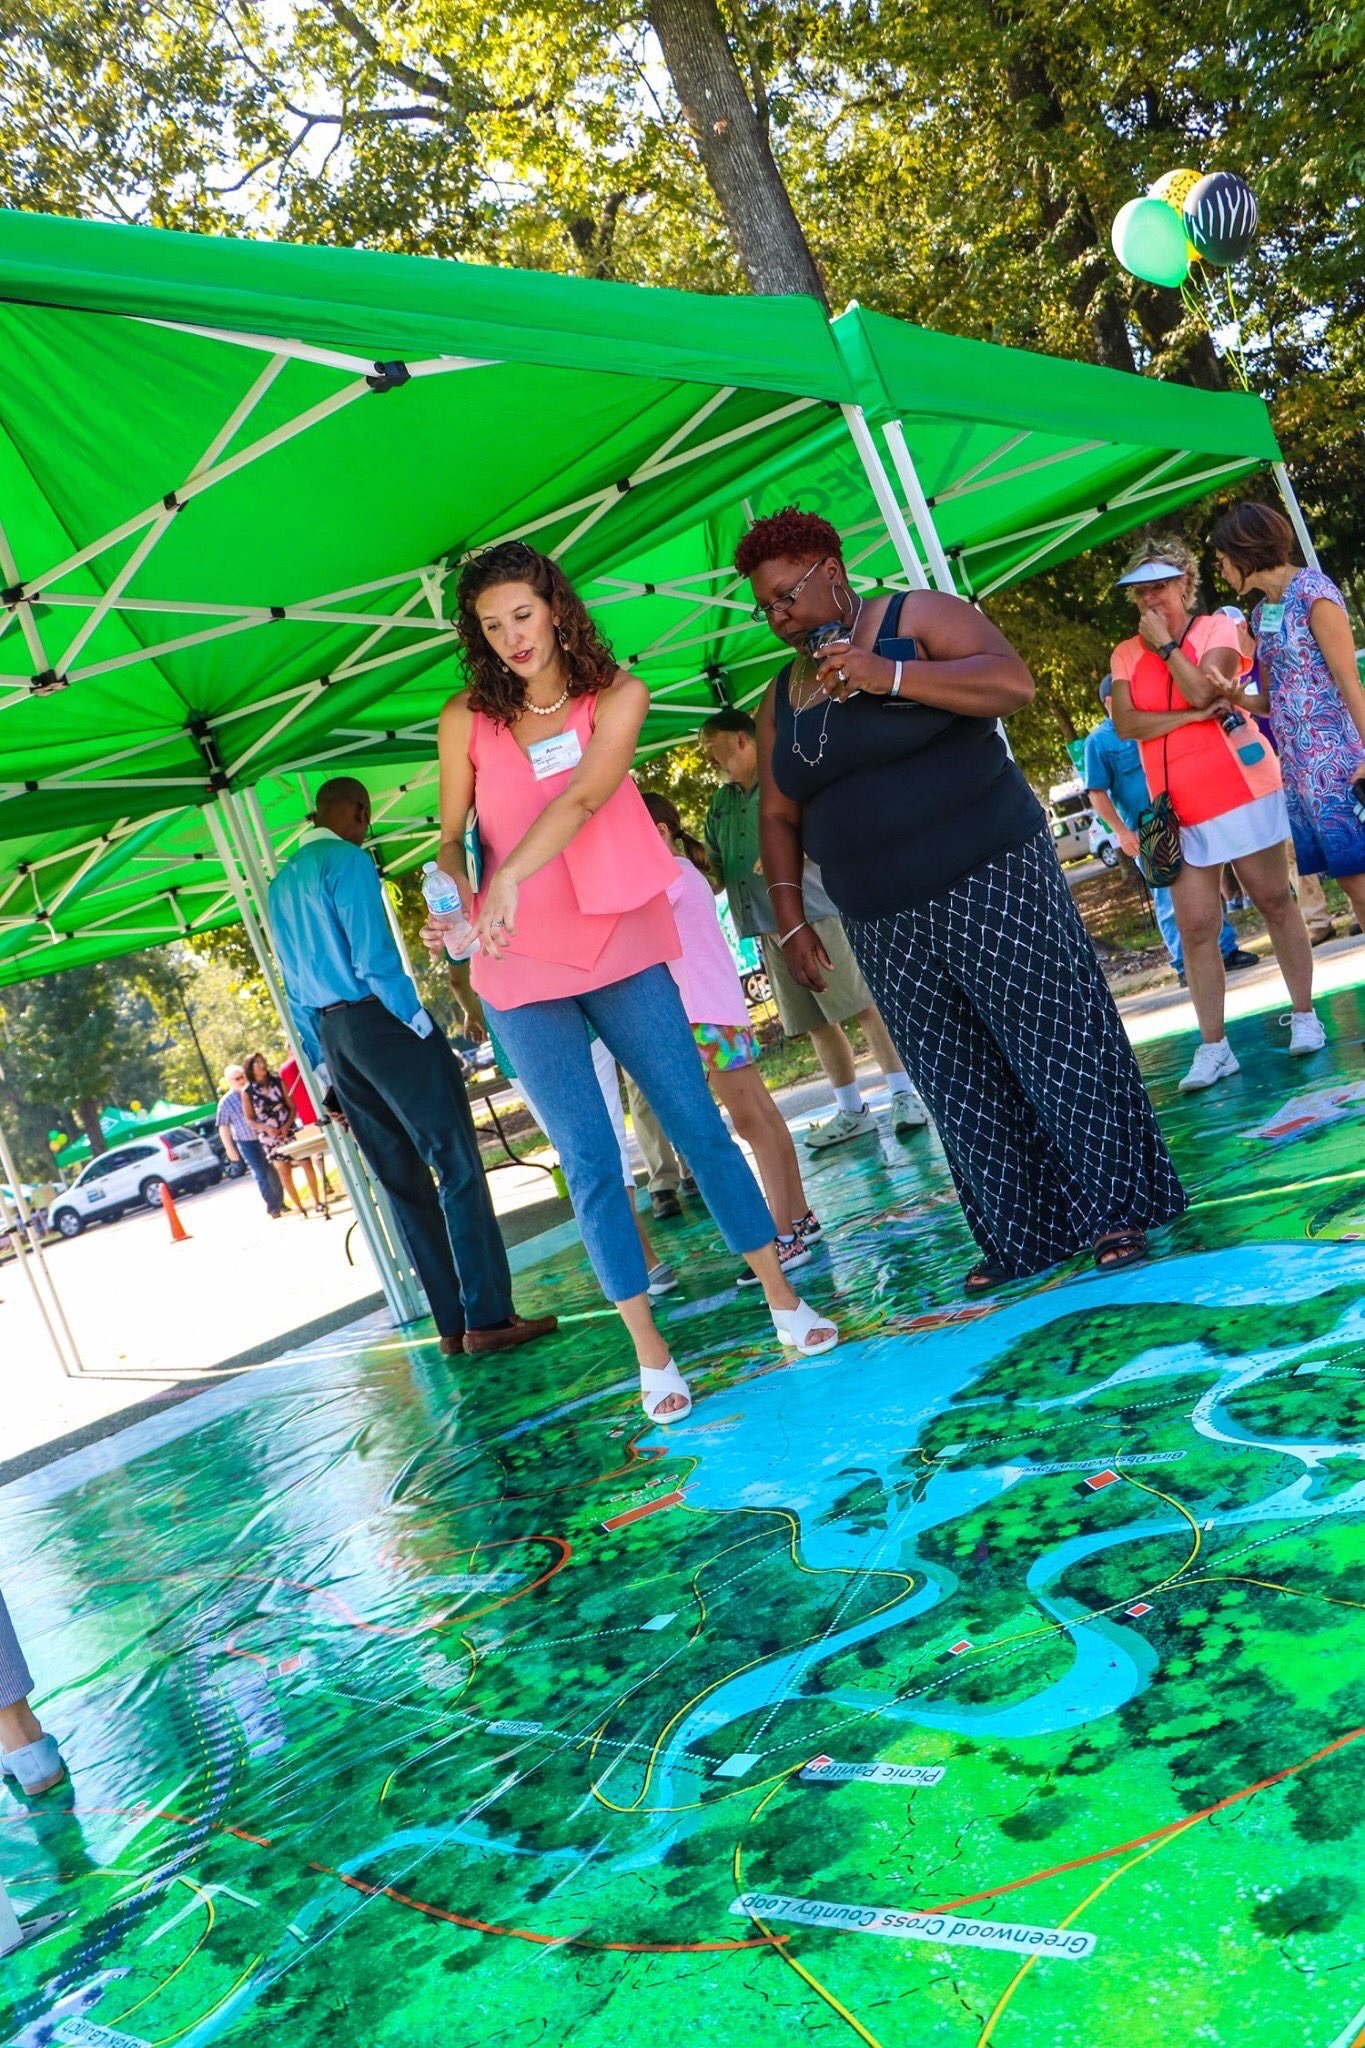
[421,861,479,958]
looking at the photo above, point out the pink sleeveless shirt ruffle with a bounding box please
[468,692,679,1009]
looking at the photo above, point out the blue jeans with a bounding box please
[484,965,773,1301]
[238,1136,283,1216]
[1151,887,1238,975]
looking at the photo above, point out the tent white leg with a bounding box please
[205,799,424,1326]
[0,1101,83,1376]
[839,406,930,590]
[882,419,957,593]
[1272,463,1322,574]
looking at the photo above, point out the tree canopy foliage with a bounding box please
[3,0,1359,786]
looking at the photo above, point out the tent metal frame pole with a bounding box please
[881,419,958,593]
[839,406,930,591]
[1272,463,1322,573]
[0,1101,83,1375]
[218,789,426,1324]
[204,798,421,1325]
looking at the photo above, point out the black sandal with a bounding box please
[1094,1229,1150,1273]
[964,1263,1009,1295]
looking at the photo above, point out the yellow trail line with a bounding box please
[734,1775,887,2048]
[111,1879,216,2024]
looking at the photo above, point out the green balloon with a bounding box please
[1111,196,1190,287]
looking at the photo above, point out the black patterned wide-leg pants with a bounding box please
[844,828,1187,1277]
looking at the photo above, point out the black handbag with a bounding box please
[1134,645,1187,887]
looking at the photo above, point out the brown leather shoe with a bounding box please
[438,1334,465,1357]
[463,1312,558,1355]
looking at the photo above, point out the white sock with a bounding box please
[833,1083,863,1115]
[883,1069,913,1096]
[1293,1009,1316,1020]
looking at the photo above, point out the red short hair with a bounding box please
[735,506,843,579]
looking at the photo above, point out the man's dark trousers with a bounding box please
[239,1137,283,1216]
[320,998,513,1340]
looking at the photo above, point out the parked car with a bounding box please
[1047,779,1099,865]
[48,1128,222,1238]
[1089,814,1123,867]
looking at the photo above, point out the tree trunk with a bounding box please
[78,1095,106,1156]
[646,0,827,303]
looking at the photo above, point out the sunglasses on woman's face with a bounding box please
[751,558,826,623]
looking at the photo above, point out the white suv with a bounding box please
[49,1129,222,1238]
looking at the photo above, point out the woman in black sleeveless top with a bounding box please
[738,507,1186,1288]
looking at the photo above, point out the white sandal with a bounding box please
[771,1297,839,1355]
[640,1357,693,1424]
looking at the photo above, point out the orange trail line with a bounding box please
[314,1863,781,1954]
[920,1720,1365,1917]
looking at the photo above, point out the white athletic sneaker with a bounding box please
[1288,1011,1327,1056]
[646,1262,679,1298]
[803,1106,877,1151]
[1178,1039,1240,1093]
[890,1087,929,1135]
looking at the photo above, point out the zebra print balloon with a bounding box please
[1182,173,1259,267]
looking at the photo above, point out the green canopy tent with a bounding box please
[54,1097,214,1170]
[0,209,1307,1322]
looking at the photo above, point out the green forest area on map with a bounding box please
[5,993,1365,2047]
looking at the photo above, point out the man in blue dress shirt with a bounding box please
[269,777,555,1359]
[1084,677,1255,984]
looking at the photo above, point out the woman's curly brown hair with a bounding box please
[734,506,843,580]
[456,540,616,726]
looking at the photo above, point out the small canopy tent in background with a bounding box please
[54,1099,215,1171]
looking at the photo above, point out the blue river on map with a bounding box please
[645,1241,1365,1804]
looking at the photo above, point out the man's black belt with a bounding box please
[319,995,380,1015]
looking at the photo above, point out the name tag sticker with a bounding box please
[527,730,583,781]
[1258,602,1285,637]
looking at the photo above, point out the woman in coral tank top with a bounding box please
[1109,535,1319,1095]
[433,542,837,1424]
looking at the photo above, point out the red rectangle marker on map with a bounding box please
[602,1490,685,1533]
[1126,1602,1152,1617]
[947,1639,973,1656]
[1085,1470,1121,1491]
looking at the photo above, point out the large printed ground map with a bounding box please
[5,984,1365,2047]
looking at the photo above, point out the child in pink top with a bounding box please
[642,791,820,1279]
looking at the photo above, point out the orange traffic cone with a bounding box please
[160,1180,190,1243]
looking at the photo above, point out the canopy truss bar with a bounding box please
[225,680,327,782]
[25,376,374,600]
[0,518,49,673]
[882,419,957,593]
[932,440,1107,506]
[39,590,454,633]
[550,386,737,562]
[38,729,204,787]
[46,829,126,915]
[135,314,496,382]
[939,431,1032,497]
[487,394,822,559]
[1272,463,1322,573]
[973,448,1196,598]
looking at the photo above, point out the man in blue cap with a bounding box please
[1084,676,1257,984]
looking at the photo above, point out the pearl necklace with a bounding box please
[524,686,569,717]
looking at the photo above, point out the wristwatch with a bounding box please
[1157,639,1178,660]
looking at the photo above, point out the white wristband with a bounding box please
[777,920,810,946]
[890,659,904,698]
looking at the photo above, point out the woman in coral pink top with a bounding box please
[640,790,819,1282]
[1109,535,1318,1095]
[435,542,838,1422]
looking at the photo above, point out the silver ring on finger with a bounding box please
[837,667,847,684]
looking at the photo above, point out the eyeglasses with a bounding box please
[751,558,825,623]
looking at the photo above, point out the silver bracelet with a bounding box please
[890,659,904,698]
[769,880,803,894]
[777,920,810,946]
